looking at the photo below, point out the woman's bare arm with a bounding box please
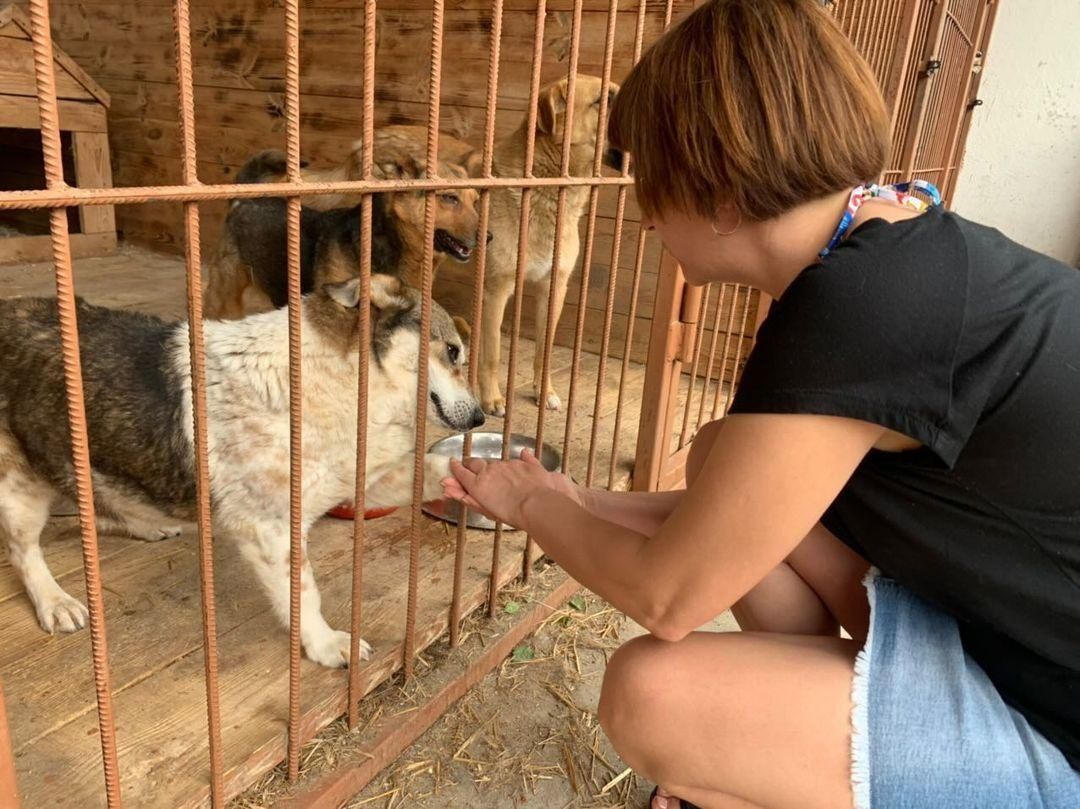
[518,413,883,640]
[577,488,685,537]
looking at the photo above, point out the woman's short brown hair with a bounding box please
[608,0,890,221]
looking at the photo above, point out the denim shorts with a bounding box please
[851,571,1080,809]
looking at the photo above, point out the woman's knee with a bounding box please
[598,635,669,743]
[686,418,727,487]
[598,634,709,774]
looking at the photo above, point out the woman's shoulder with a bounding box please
[795,207,967,301]
[808,206,1077,299]
[770,211,966,347]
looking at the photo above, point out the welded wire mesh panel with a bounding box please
[908,0,985,190]
[832,0,912,100]
[664,283,757,471]
[885,0,936,180]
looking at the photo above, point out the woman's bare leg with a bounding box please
[687,419,870,641]
[599,631,858,809]
[606,420,870,808]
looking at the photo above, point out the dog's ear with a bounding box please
[440,159,468,180]
[452,315,472,345]
[324,278,362,309]
[460,150,483,178]
[323,275,410,311]
[379,154,425,181]
[537,82,567,135]
[370,273,409,311]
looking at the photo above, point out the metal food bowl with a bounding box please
[422,432,561,531]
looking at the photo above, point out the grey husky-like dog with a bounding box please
[0,275,483,667]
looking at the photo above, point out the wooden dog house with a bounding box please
[0,3,115,263]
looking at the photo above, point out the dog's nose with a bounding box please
[486,230,494,244]
[468,407,486,430]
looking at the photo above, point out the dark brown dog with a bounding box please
[203,149,486,320]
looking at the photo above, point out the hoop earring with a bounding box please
[711,210,742,237]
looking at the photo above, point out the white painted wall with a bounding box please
[951,0,1080,266]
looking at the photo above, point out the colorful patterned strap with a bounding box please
[820,179,942,258]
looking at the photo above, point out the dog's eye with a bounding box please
[439,193,460,207]
[447,342,460,365]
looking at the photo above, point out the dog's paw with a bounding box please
[483,395,506,418]
[304,629,372,668]
[542,389,562,411]
[134,524,183,542]
[36,591,89,634]
[101,518,183,542]
[423,454,453,502]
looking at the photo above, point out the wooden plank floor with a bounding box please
[0,245,649,807]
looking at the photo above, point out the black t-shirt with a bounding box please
[730,206,1080,770]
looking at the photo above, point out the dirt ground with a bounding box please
[232,564,738,809]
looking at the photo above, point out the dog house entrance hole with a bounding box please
[0,128,80,237]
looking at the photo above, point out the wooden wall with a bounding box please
[20,0,695,363]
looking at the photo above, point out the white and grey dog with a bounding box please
[0,275,483,667]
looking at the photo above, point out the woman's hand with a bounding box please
[441,448,583,527]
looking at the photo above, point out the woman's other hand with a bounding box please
[441,448,583,527]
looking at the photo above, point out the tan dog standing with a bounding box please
[374,75,623,415]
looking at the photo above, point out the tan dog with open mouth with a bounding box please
[371,74,624,416]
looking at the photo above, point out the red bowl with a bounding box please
[327,503,397,521]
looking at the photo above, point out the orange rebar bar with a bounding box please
[449,0,505,647]
[560,0,621,474]
[0,679,18,808]
[283,0,304,783]
[723,287,755,416]
[678,286,711,448]
[0,176,634,210]
[172,0,224,801]
[404,0,446,679]
[25,1,122,805]
[607,226,648,488]
[694,283,728,430]
[585,0,649,487]
[711,284,743,420]
[347,0,379,727]
[525,0,583,581]
[488,0,548,616]
[584,182,627,488]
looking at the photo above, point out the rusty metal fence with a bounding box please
[0,0,679,805]
[0,0,997,804]
[633,0,997,491]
